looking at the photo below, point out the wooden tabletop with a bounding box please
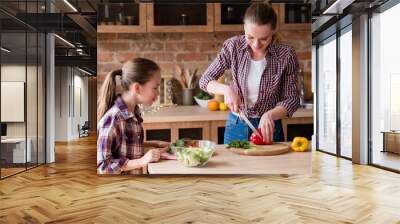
[147,144,312,175]
[143,106,313,123]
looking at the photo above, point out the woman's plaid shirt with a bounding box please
[199,35,300,118]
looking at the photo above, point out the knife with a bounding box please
[232,111,263,138]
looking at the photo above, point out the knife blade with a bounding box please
[232,111,263,138]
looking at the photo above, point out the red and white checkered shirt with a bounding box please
[97,97,144,174]
[199,35,300,118]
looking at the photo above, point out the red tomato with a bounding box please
[250,128,272,145]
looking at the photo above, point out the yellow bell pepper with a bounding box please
[291,137,309,152]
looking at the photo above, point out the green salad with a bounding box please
[167,139,186,154]
[176,147,214,167]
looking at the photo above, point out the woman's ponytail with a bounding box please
[272,32,281,45]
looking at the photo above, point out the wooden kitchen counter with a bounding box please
[142,105,229,123]
[142,105,312,123]
[147,144,312,175]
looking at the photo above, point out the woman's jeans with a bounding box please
[224,112,284,144]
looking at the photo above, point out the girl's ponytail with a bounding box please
[97,57,160,122]
[97,69,122,121]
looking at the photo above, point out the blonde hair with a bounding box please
[97,58,160,121]
[244,3,280,44]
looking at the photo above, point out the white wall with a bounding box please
[1,65,33,137]
[55,66,69,141]
[54,67,89,141]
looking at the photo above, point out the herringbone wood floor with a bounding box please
[1,135,400,224]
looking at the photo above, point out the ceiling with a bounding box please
[3,0,366,75]
[0,0,97,74]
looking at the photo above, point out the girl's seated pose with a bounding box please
[97,58,168,174]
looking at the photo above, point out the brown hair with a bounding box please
[97,58,160,121]
[243,3,280,44]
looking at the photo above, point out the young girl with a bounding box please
[97,58,168,174]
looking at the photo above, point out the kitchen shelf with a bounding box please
[214,3,280,32]
[279,3,311,31]
[146,3,214,33]
[97,3,146,33]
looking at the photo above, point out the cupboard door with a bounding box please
[214,3,280,32]
[97,3,146,33]
[176,121,210,142]
[147,3,214,33]
[279,3,311,31]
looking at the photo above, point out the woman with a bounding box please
[199,3,300,144]
[97,58,168,174]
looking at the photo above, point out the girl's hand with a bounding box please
[141,149,161,165]
[259,112,275,144]
[144,141,170,154]
[153,141,170,153]
[155,141,170,149]
[224,87,241,113]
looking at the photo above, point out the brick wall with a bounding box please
[97,31,312,102]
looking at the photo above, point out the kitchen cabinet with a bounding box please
[143,106,313,144]
[142,106,227,143]
[146,3,214,33]
[144,121,210,142]
[97,3,147,33]
[282,108,313,141]
[210,120,226,144]
[214,3,250,32]
[97,3,310,33]
[214,3,280,32]
[279,3,311,31]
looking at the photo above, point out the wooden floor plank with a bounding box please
[0,135,399,223]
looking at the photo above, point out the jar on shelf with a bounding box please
[180,13,188,25]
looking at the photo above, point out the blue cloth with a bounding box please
[224,112,284,144]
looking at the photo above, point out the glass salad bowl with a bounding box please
[170,140,216,167]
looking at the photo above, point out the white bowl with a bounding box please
[194,97,211,108]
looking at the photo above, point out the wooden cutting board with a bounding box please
[230,143,290,156]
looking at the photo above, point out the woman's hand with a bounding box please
[224,86,241,113]
[259,111,275,144]
[141,149,161,165]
